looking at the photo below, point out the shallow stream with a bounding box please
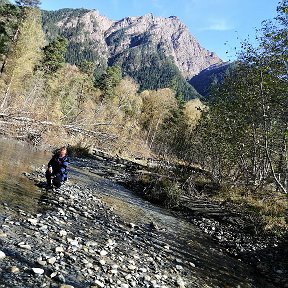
[0,138,277,287]
[0,138,49,213]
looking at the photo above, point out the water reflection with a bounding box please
[0,138,49,213]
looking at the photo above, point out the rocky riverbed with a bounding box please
[0,155,287,287]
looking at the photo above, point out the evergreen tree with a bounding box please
[41,36,68,74]
[95,65,122,99]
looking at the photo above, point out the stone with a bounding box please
[125,274,132,280]
[60,285,74,288]
[189,262,196,268]
[92,280,105,287]
[129,223,135,228]
[99,259,106,265]
[0,231,7,237]
[27,218,38,225]
[144,275,151,281]
[18,243,32,250]
[50,272,58,278]
[11,266,20,273]
[176,277,186,288]
[100,250,108,256]
[47,257,57,265]
[0,251,6,259]
[110,269,118,274]
[59,230,67,237]
[37,259,47,266]
[32,268,45,274]
[55,246,65,253]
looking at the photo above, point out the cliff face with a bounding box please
[43,9,223,79]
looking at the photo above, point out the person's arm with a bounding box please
[48,155,55,172]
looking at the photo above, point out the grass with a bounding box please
[129,174,183,208]
[214,185,288,235]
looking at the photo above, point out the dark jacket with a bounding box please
[48,154,69,181]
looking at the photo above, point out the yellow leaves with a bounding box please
[140,88,177,130]
[184,98,206,127]
[113,77,142,118]
[0,8,45,110]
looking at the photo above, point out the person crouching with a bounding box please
[46,146,69,189]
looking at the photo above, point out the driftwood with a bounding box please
[0,115,117,146]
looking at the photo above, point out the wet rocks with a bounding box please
[0,182,204,288]
[1,157,287,288]
[31,267,44,275]
[0,251,6,259]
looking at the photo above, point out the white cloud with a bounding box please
[200,19,233,31]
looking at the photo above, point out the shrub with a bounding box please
[67,143,91,157]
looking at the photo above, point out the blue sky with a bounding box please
[38,0,279,62]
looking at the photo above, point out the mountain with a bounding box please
[189,62,232,97]
[42,8,223,99]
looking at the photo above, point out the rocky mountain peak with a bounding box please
[43,8,223,81]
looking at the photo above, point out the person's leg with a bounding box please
[53,173,62,188]
[45,169,53,187]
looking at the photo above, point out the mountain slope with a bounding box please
[189,63,232,97]
[42,9,223,99]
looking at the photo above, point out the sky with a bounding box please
[37,0,280,62]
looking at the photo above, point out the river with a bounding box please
[0,138,49,213]
[0,138,279,287]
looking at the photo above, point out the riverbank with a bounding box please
[70,154,288,287]
[0,143,287,287]
[1,155,285,287]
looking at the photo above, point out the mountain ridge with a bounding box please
[42,8,224,98]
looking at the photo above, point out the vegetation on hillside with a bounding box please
[0,0,287,234]
[41,9,200,100]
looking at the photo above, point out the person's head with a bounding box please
[59,146,67,158]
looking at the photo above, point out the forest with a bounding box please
[0,0,287,233]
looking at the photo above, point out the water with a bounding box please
[0,138,49,213]
[0,139,277,287]
[69,165,275,288]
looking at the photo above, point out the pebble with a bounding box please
[47,257,57,265]
[27,218,38,225]
[99,259,106,265]
[55,246,65,253]
[59,230,68,237]
[0,231,7,237]
[0,167,284,288]
[50,272,58,278]
[0,251,6,259]
[37,259,47,266]
[92,280,105,287]
[18,243,32,250]
[100,250,108,256]
[11,266,20,273]
[189,262,196,268]
[32,267,45,274]
[176,277,186,288]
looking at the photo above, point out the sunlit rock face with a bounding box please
[46,9,223,78]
